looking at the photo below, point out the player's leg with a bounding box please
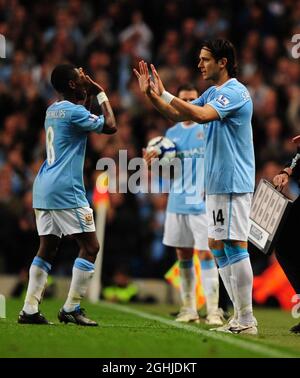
[207,238,239,330]
[62,231,99,313]
[221,193,257,334]
[175,247,199,322]
[45,206,99,326]
[18,235,60,324]
[189,213,223,325]
[206,195,239,329]
[18,210,62,324]
[162,212,198,322]
[198,249,223,325]
[223,239,256,333]
[58,231,99,326]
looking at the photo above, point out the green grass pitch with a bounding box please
[1,298,300,358]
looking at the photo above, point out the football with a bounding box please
[146,136,176,165]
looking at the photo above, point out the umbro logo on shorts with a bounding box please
[215,227,224,233]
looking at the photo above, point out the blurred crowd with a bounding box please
[1,0,300,285]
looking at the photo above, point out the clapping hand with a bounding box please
[133,61,152,95]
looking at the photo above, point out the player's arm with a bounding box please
[146,92,187,122]
[150,64,219,123]
[133,61,219,123]
[159,96,219,124]
[273,137,300,190]
[79,68,117,134]
[97,96,117,134]
[85,76,117,134]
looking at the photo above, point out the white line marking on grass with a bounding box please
[100,301,297,358]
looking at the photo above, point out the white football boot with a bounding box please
[210,315,238,332]
[227,321,258,335]
[211,316,258,334]
[205,308,225,326]
[175,307,200,323]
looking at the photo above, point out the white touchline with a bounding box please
[99,301,297,358]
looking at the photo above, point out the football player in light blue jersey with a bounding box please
[18,64,116,326]
[143,85,224,326]
[134,39,257,334]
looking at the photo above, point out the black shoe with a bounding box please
[18,310,53,325]
[58,307,98,326]
[290,322,300,334]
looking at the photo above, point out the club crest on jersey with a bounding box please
[242,90,250,101]
[216,95,230,106]
[197,132,204,140]
[84,213,94,225]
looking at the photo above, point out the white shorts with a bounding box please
[206,193,252,241]
[163,212,209,250]
[34,207,96,238]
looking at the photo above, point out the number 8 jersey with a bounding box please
[33,100,104,209]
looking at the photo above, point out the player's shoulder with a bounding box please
[48,100,80,113]
[218,79,251,102]
[227,78,248,91]
[46,101,72,119]
[222,78,249,95]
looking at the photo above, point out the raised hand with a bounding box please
[133,60,151,95]
[85,74,105,95]
[78,67,104,95]
[150,64,165,96]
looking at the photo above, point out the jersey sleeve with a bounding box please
[191,95,205,107]
[191,87,214,107]
[207,87,249,119]
[71,105,105,133]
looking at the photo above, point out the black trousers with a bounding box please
[275,195,300,294]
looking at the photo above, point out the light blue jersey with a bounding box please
[33,100,104,209]
[192,78,255,195]
[166,122,206,215]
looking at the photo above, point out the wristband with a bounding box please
[97,92,108,105]
[279,170,290,177]
[160,90,175,104]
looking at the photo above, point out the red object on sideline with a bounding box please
[253,258,295,310]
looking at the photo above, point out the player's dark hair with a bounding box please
[50,64,77,93]
[201,39,237,77]
[177,84,199,96]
